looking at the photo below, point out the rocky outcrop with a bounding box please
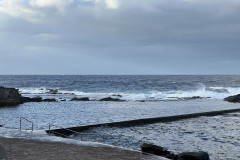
[141,143,175,159]
[0,86,58,107]
[99,97,124,102]
[0,87,23,106]
[224,94,240,103]
[176,152,210,160]
[141,143,210,160]
[70,97,90,101]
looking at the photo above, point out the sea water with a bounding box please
[0,75,240,159]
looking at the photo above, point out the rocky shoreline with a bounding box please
[1,86,240,107]
[0,86,58,107]
[0,86,125,107]
[2,86,236,108]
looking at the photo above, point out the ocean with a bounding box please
[1,75,240,101]
[0,75,240,159]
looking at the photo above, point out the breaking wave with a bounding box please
[18,85,240,101]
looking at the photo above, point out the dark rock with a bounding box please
[224,94,240,103]
[141,143,174,157]
[0,86,59,106]
[70,97,90,101]
[42,98,57,102]
[64,93,75,95]
[0,99,22,106]
[182,96,203,100]
[0,86,22,99]
[47,89,59,94]
[22,96,43,102]
[0,124,2,127]
[0,86,23,106]
[99,97,124,102]
[112,94,122,97]
[176,152,210,160]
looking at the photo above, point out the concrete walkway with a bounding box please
[0,137,168,160]
[0,144,7,160]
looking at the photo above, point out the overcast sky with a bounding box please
[0,0,239,75]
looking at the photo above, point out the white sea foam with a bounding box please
[18,86,240,101]
[19,87,48,94]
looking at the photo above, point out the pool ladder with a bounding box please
[19,117,34,132]
[18,118,107,141]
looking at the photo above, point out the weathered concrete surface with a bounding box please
[0,137,168,160]
[0,144,8,160]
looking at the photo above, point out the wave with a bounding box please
[18,86,240,101]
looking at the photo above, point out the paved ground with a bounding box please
[0,137,168,160]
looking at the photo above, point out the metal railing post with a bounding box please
[49,124,51,135]
[20,117,22,131]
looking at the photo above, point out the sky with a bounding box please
[0,0,240,75]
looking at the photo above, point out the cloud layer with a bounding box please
[0,0,240,74]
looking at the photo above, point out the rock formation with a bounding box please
[0,86,23,106]
[224,94,240,103]
[141,143,210,160]
[46,89,59,94]
[70,97,90,101]
[141,143,175,159]
[99,97,124,102]
[0,86,57,107]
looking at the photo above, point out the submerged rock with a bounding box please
[70,97,90,101]
[99,97,124,102]
[22,96,43,102]
[181,96,203,100]
[224,94,240,103]
[42,98,57,102]
[47,89,59,94]
[112,94,122,97]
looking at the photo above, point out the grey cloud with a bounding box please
[0,0,240,74]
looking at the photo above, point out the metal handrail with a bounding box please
[20,117,34,132]
[48,123,110,140]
